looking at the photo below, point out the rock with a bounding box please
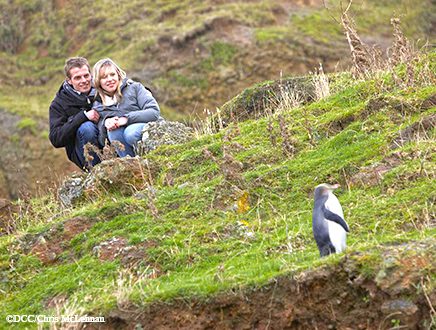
[381,299,418,316]
[139,120,194,154]
[57,156,162,206]
[219,75,315,126]
[84,157,155,195]
[57,174,86,208]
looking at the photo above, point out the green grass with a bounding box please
[0,55,434,326]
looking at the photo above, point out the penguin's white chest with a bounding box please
[325,192,347,253]
[327,221,346,252]
[325,193,344,219]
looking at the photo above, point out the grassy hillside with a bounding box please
[0,0,434,199]
[0,50,434,328]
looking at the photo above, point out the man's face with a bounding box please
[67,65,91,93]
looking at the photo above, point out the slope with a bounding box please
[0,0,435,198]
[0,50,435,328]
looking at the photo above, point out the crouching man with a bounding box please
[49,57,101,170]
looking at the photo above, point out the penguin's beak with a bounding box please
[331,184,340,189]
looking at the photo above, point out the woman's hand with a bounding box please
[105,116,128,131]
[117,116,128,126]
[105,117,119,131]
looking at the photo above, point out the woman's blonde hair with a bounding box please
[93,58,126,105]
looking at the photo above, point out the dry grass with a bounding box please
[323,0,431,87]
[311,63,330,100]
[192,108,225,138]
[84,140,124,168]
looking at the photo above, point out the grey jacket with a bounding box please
[93,78,160,146]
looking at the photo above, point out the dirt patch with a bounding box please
[93,237,161,270]
[93,237,129,262]
[29,216,95,265]
[91,240,435,330]
[390,114,436,149]
[349,152,402,188]
[325,114,356,136]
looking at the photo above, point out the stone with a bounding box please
[381,299,418,316]
[84,157,153,195]
[138,120,194,154]
[57,174,86,208]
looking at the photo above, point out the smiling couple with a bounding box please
[49,57,161,171]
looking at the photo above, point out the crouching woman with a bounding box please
[93,58,160,157]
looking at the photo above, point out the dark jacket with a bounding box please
[93,79,160,146]
[49,82,95,168]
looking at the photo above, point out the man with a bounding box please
[49,57,101,170]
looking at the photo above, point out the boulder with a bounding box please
[139,120,194,154]
[84,157,154,195]
[57,157,162,207]
[219,75,315,126]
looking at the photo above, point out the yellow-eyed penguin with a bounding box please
[312,183,349,257]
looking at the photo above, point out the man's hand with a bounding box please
[85,109,100,123]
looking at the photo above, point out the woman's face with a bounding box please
[99,65,120,95]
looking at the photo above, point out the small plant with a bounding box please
[311,63,330,100]
[114,269,136,309]
[193,108,224,138]
[146,184,159,220]
[389,18,414,67]
[143,159,159,220]
[339,1,373,78]
[272,75,303,114]
[278,114,296,157]
[84,140,124,167]
[216,124,244,184]
[267,116,277,147]
[48,295,85,330]
[390,318,401,328]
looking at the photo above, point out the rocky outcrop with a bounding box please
[58,157,158,207]
[57,174,87,208]
[139,120,194,154]
[57,122,193,207]
[219,75,316,125]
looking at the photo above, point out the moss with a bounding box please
[254,26,290,43]
[291,11,343,44]
[200,41,238,71]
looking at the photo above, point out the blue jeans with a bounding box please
[107,123,146,157]
[75,121,100,169]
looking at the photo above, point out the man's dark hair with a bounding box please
[64,57,91,78]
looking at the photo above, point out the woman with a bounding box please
[92,58,160,157]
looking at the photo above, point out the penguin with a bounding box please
[312,183,349,257]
